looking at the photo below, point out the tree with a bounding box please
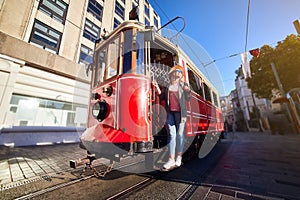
[247,34,300,100]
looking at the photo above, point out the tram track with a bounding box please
[14,158,148,200]
[106,177,156,200]
[6,139,232,200]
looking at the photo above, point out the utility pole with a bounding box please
[271,62,296,133]
[271,63,285,97]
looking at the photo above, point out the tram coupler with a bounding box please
[69,154,96,169]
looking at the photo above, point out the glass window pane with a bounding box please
[43,0,64,16]
[57,0,67,9]
[49,30,60,39]
[83,19,100,42]
[38,0,68,24]
[30,20,61,54]
[115,1,124,19]
[34,22,48,32]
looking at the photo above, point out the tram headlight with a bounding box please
[92,100,108,122]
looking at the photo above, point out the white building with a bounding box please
[0,0,161,129]
[235,75,269,130]
[220,89,239,131]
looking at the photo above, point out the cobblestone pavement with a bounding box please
[193,131,300,200]
[0,143,86,189]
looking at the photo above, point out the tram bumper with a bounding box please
[79,124,152,161]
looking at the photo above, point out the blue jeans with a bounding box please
[167,111,185,158]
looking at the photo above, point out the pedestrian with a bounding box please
[152,65,191,170]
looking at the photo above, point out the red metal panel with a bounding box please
[118,75,151,142]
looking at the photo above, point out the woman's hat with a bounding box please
[168,65,184,75]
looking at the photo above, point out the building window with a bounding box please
[134,0,139,4]
[8,94,87,127]
[114,18,121,29]
[120,0,125,3]
[144,5,149,18]
[79,45,93,65]
[115,0,125,20]
[29,20,62,54]
[145,17,150,26]
[83,18,100,43]
[154,17,158,28]
[87,0,103,21]
[38,0,68,24]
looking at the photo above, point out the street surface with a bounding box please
[0,131,300,199]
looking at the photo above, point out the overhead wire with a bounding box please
[153,0,210,76]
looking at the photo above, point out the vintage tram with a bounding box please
[72,20,224,171]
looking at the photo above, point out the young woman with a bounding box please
[153,65,191,170]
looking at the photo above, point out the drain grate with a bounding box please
[0,176,43,191]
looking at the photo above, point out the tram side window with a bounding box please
[187,69,203,97]
[204,83,212,102]
[106,37,120,79]
[212,92,219,107]
[95,48,107,86]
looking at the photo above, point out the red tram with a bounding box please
[74,21,224,170]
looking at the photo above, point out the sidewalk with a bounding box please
[0,143,86,190]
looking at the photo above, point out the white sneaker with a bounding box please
[175,156,182,167]
[163,159,175,170]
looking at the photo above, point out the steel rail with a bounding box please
[15,159,146,200]
[106,177,156,200]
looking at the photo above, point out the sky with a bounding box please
[148,0,300,96]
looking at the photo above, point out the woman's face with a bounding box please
[174,69,183,79]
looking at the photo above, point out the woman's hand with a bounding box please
[183,83,191,92]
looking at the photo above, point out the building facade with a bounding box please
[0,0,161,129]
[220,89,238,132]
[235,75,270,131]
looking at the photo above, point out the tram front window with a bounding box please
[136,32,145,75]
[93,29,152,87]
[94,36,120,86]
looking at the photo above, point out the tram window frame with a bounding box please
[94,35,121,85]
[204,83,212,103]
[187,68,203,97]
[136,32,145,75]
[94,48,107,86]
[105,36,120,79]
[123,29,133,74]
[212,91,219,107]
